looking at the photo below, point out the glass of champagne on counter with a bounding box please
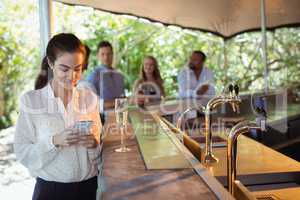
[114,98,131,152]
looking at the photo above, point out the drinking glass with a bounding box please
[114,98,131,152]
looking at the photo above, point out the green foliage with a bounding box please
[52,3,299,96]
[0,26,22,128]
[51,2,300,96]
[0,0,39,129]
[0,1,299,130]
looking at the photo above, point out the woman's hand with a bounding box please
[52,128,80,147]
[78,134,99,148]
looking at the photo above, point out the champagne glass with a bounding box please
[114,98,131,152]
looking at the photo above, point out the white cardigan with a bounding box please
[14,83,102,183]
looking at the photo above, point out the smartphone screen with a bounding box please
[74,120,93,134]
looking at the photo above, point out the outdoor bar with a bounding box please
[99,94,300,200]
[2,0,300,200]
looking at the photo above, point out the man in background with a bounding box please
[86,41,125,122]
[177,50,215,99]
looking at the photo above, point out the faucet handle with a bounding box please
[259,118,267,132]
[234,84,239,97]
[228,84,234,94]
[228,84,234,98]
[220,85,226,97]
[254,106,267,131]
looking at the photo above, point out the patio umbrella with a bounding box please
[40,0,300,92]
[54,0,300,39]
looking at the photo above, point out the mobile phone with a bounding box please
[74,120,93,134]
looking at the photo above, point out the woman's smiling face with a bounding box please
[49,52,84,89]
[143,57,155,77]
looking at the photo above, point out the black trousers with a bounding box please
[32,176,97,200]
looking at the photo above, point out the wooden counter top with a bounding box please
[205,134,300,178]
[100,102,300,199]
[101,136,217,200]
[155,113,300,199]
[156,114,300,180]
[100,111,226,200]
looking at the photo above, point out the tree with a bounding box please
[0,0,39,129]
[0,1,299,130]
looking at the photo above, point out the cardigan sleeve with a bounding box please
[14,94,59,171]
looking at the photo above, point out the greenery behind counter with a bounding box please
[0,0,299,129]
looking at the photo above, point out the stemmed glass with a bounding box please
[114,98,131,152]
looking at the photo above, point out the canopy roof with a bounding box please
[55,0,300,39]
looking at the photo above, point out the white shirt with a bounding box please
[177,66,216,99]
[14,83,102,183]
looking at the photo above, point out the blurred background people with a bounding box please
[177,50,215,99]
[133,56,165,106]
[86,41,125,123]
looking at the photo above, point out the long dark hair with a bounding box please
[34,33,86,90]
[82,44,90,71]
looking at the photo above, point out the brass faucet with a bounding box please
[176,84,241,164]
[176,106,205,142]
[203,84,241,164]
[176,106,205,130]
[227,120,265,195]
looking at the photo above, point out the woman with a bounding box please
[14,33,101,200]
[133,56,165,105]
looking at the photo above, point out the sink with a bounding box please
[251,185,300,200]
[226,174,300,200]
[190,135,227,148]
[216,171,300,187]
[191,135,225,143]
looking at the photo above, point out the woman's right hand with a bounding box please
[52,128,80,147]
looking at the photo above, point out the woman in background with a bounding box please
[14,33,101,200]
[133,55,165,105]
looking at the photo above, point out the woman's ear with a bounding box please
[47,57,54,69]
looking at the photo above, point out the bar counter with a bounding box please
[100,100,300,200]
[100,109,233,200]
[206,135,300,177]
